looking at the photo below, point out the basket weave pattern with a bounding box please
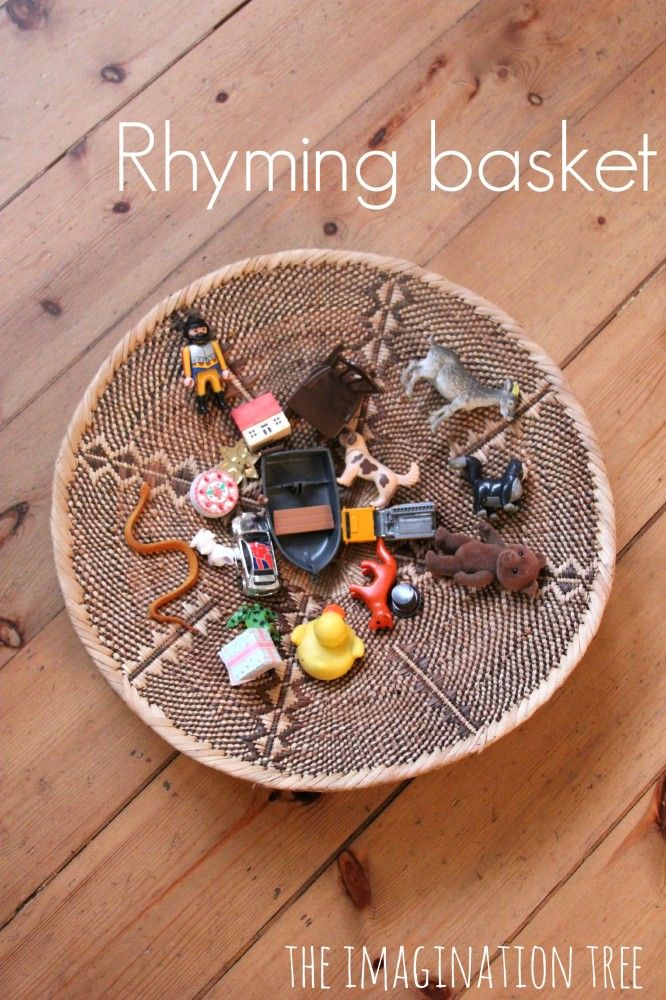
[52,251,615,789]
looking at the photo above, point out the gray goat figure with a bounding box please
[401,345,520,431]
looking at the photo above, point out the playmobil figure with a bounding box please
[425,522,546,598]
[450,454,526,517]
[349,537,397,630]
[290,604,365,681]
[401,345,520,431]
[174,310,230,414]
[337,429,420,509]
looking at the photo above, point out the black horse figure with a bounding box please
[450,455,526,517]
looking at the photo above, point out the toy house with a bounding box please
[231,392,292,451]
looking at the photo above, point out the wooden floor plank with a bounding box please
[470,780,666,997]
[0,613,174,927]
[1,38,663,663]
[0,0,241,206]
[0,0,662,428]
[564,267,666,546]
[196,4,664,300]
[0,0,476,422]
[430,46,665,364]
[0,0,660,991]
[0,753,396,1000]
[0,276,662,995]
[208,513,666,998]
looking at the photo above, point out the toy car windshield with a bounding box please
[240,532,277,578]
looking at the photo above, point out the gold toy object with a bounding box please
[290,604,364,681]
[218,440,260,484]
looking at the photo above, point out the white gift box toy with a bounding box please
[218,627,283,686]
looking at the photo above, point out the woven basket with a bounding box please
[52,250,615,791]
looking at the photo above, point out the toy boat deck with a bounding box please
[262,449,341,574]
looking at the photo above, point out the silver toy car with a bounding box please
[231,512,280,597]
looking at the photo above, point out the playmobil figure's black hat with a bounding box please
[172,310,211,342]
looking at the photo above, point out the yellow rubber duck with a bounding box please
[290,604,365,681]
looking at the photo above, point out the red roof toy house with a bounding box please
[231,392,292,451]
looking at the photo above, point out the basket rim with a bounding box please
[51,248,616,791]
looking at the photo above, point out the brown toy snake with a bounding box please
[124,482,200,633]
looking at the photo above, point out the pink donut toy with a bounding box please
[189,468,239,518]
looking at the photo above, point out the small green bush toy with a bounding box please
[226,603,280,642]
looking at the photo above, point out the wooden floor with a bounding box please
[1,1,664,996]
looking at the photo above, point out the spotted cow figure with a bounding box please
[337,429,420,509]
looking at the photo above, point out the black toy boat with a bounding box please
[262,449,341,574]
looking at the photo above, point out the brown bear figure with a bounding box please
[425,522,546,598]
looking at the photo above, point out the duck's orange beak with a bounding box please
[323,603,346,618]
